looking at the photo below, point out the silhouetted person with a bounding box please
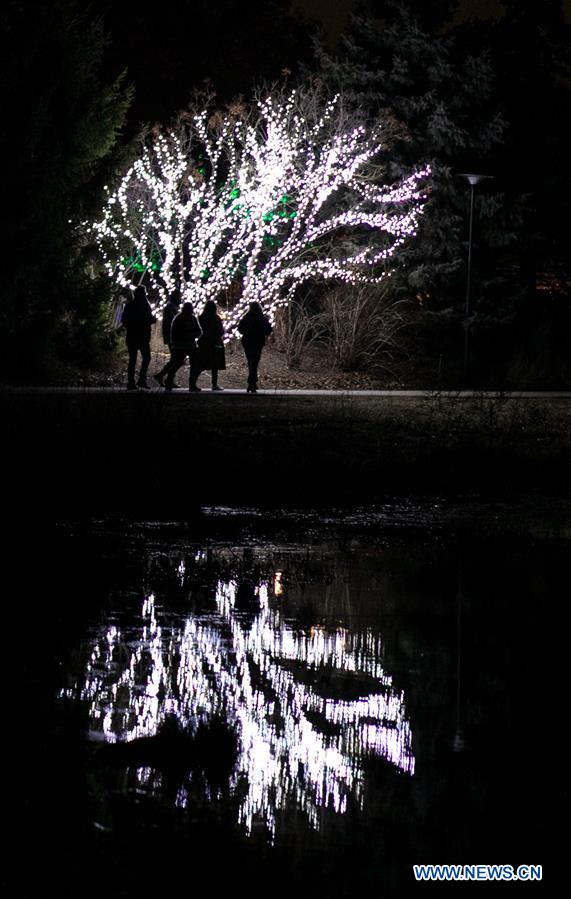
[154,288,181,388]
[196,299,226,391]
[237,301,272,393]
[164,301,202,391]
[121,285,156,390]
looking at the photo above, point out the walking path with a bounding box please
[1,386,570,398]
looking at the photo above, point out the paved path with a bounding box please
[1,386,570,398]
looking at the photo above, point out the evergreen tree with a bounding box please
[500,0,564,27]
[487,0,571,385]
[0,0,132,374]
[315,0,511,312]
[368,0,459,31]
[493,0,571,290]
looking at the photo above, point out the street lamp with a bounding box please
[453,559,465,753]
[459,173,493,385]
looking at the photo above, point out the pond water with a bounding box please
[13,505,567,896]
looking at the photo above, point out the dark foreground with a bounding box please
[4,390,568,896]
[2,389,570,514]
[5,509,568,897]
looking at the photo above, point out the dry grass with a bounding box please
[64,327,394,390]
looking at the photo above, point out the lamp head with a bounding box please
[459,173,494,187]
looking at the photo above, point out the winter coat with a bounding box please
[197,312,226,370]
[237,308,272,349]
[121,296,156,344]
[170,308,202,352]
[161,301,179,345]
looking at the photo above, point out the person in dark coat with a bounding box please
[154,288,181,388]
[164,301,202,391]
[121,285,156,390]
[196,299,226,391]
[237,301,272,393]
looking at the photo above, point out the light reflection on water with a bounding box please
[62,559,415,838]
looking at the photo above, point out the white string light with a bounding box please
[62,573,415,839]
[88,92,430,339]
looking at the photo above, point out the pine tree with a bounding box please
[314,0,512,312]
[0,0,133,374]
[367,0,459,31]
[493,0,571,289]
[488,0,571,385]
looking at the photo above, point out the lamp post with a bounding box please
[453,559,465,753]
[459,173,493,385]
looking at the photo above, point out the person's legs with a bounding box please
[246,356,254,390]
[246,346,262,392]
[138,342,151,387]
[189,352,202,391]
[245,350,254,390]
[154,347,170,382]
[165,349,186,389]
[155,343,180,386]
[211,367,223,390]
[127,342,138,389]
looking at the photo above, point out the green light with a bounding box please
[122,251,146,273]
[262,212,274,223]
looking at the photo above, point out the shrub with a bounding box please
[317,283,411,375]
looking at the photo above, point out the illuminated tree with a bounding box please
[90,88,429,338]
